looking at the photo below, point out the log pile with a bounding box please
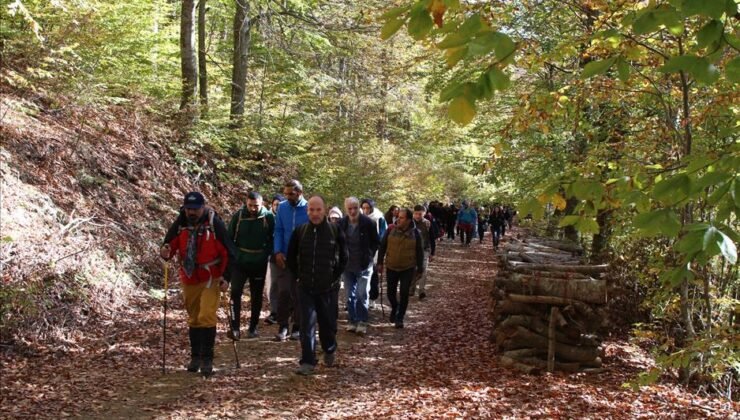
[491,235,609,374]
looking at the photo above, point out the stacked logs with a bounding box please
[490,235,609,374]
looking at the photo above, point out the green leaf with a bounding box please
[656,8,684,35]
[492,32,516,61]
[660,55,720,85]
[681,0,727,19]
[486,67,510,90]
[438,32,470,49]
[477,73,494,99]
[520,197,545,219]
[558,215,580,227]
[458,13,483,38]
[726,0,739,16]
[676,229,705,254]
[581,57,617,79]
[617,58,630,82]
[467,32,497,56]
[448,95,476,125]
[633,10,661,35]
[575,217,600,234]
[439,82,464,101]
[381,18,405,40]
[380,5,410,20]
[445,46,468,67]
[408,8,433,40]
[634,209,681,237]
[652,173,691,204]
[444,0,461,9]
[726,56,740,83]
[696,20,723,49]
[703,226,738,263]
[707,180,732,205]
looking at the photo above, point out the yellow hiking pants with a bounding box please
[182,281,221,328]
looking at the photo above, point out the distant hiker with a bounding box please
[503,206,513,232]
[488,207,506,250]
[384,205,400,226]
[328,206,343,224]
[411,204,436,300]
[446,204,458,240]
[287,195,348,375]
[227,191,274,339]
[361,198,387,309]
[377,208,424,329]
[273,180,308,341]
[477,207,487,244]
[160,192,236,376]
[339,197,379,335]
[456,201,478,246]
[265,193,285,326]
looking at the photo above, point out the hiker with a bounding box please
[227,191,274,339]
[287,195,348,375]
[160,191,236,376]
[411,204,436,300]
[477,207,487,243]
[265,194,285,326]
[456,200,478,246]
[328,206,343,224]
[384,205,400,226]
[488,207,506,250]
[377,208,424,329]
[361,198,387,309]
[503,206,513,232]
[273,180,308,341]
[339,197,379,335]
[446,203,458,240]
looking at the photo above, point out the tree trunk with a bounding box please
[494,274,607,304]
[198,0,208,113]
[506,261,608,275]
[590,208,613,263]
[230,0,252,121]
[180,0,198,112]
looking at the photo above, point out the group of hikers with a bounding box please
[159,180,515,376]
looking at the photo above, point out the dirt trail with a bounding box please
[3,231,737,418]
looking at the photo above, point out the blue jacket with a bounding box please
[457,206,478,224]
[273,197,308,255]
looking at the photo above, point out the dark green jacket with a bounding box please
[227,206,275,267]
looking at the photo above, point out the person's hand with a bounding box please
[219,278,229,292]
[275,253,286,269]
[376,264,384,276]
[160,244,171,260]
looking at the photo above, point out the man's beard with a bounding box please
[187,215,200,224]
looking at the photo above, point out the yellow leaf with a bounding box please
[552,193,567,210]
[448,95,476,125]
[445,47,467,67]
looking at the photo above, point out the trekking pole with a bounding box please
[223,293,241,369]
[162,261,168,374]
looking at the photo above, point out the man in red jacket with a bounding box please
[160,192,235,376]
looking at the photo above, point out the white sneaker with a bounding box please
[356,322,367,336]
[369,300,377,310]
[346,323,357,333]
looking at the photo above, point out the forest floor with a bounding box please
[1,231,738,419]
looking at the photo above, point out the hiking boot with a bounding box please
[275,327,289,342]
[324,350,336,367]
[346,323,357,333]
[395,320,404,329]
[201,327,216,377]
[187,327,201,372]
[295,363,315,376]
[419,292,427,301]
[227,328,240,341]
[187,357,201,372]
[389,311,397,323]
[290,325,300,341]
[200,357,214,377]
[265,313,277,325]
[356,322,367,336]
[247,328,259,339]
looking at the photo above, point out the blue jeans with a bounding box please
[297,286,338,366]
[343,267,373,324]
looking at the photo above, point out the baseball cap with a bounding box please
[183,192,205,209]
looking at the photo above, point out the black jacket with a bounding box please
[287,220,349,292]
[338,214,380,270]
